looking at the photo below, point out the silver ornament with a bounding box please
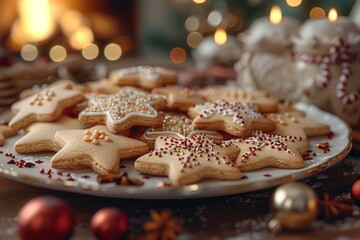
[268,182,318,232]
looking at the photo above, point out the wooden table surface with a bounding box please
[1,150,360,240]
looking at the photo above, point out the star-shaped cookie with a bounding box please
[230,130,304,171]
[199,86,278,113]
[152,86,205,112]
[14,116,89,154]
[134,134,241,186]
[19,79,77,99]
[52,125,149,175]
[266,111,331,138]
[109,66,177,90]
[142,113,223,148]
[79,87,167,133]
[188,100,275,137]
[0,125,17,146]
[9,80,84,131]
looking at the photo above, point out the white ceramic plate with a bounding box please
[0,103,351,199]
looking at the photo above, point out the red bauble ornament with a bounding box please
[351,179,360,205]
[18,196,75,240]
[91,207,128,240]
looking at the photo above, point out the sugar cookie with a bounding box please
[52,125,149,175]
[188,100,275,137]
[135,134,241,186]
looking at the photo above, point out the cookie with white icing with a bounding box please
[79,87,167,133]
[134,134,241,186]
[52,125,149,175]
[109,66,177,90]
[230,130,304,171]
[141,113,223,148]
[188,100,275,137]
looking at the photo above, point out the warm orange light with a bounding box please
[170,47,187,64]
[60,10,84,34]
[214,28,227,45]
[270,6,282,24]
[69,26,94,50]
[18,0,55,42]
[310,7,326,19]
[328,8,338,22]
[193,0,206,4]
[286,0,302,7]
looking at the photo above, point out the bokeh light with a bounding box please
[49,45,67,62]
[310,7,326,19]
[328,8,338,22]
[20,44,38,61]
[104,43,122,61]
[169,47,187,64]
[185,16,200,32]
[81,43,99,60]
[286,0,302,8]
[269,6,282,25]
[214,28,227,45]
[208,11,222,27]
[69,26,94,50]
[187,32,203,48]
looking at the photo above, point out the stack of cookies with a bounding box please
[2,65,331,186]
[0,73,19,114]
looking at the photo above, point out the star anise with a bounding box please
[140,210,184,240]
[317,193,353,221]
[97,172,144,186]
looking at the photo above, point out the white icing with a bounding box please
[194,100,262,126]
[115,66,175,81]
[79,87,166,125]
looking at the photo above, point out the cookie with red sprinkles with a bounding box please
[134,134,241,186]
[188,100,275,137]
[230,131,304,171]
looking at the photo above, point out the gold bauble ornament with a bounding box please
[268,182,318,232]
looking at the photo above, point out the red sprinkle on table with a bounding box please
[240,176,248,180]
[263,173,272,177]
[24,162,35,168]
[302,153,312,161]
[81,175,90,179]
[327,131,335,139]
[35,159,44,164]
[7,159,16,164]
[39,169,45,174]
